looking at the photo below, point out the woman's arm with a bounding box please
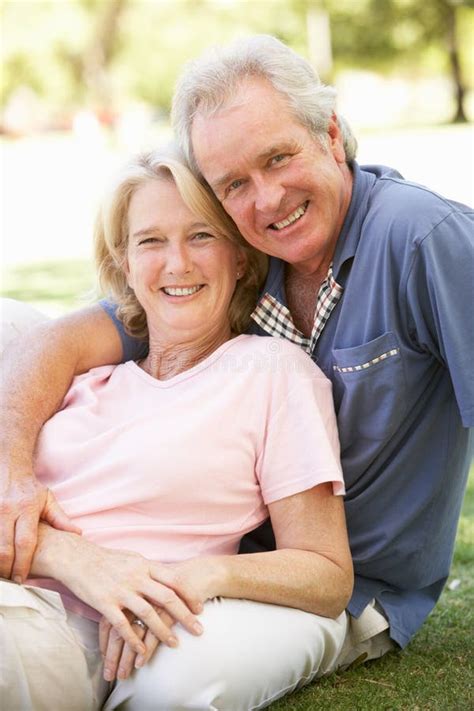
[29,523,204,654]
[0,305,123,582]
[164,482,353,620]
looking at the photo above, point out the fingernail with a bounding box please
[104,669,113,682]
[135,656,144,668]
[167,636,178,648]
[193,622,203,634]
[118,668,127,680]
[13,576,22,585]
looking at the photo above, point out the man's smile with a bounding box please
[269,201,309,231]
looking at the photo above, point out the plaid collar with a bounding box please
[250,263,343,354]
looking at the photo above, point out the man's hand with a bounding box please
[0,473,80,582]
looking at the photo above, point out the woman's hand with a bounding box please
[157,556,226,604]
[98,557,224,680]
[99,608,173,681]
[33,526,204,654]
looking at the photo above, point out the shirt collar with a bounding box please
[257,161,402,299]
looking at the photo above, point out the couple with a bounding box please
[2,35,473,710]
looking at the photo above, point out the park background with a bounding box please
[1,1,473,709]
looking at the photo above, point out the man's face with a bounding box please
[191,77,353,275]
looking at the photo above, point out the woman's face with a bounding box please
[126,178,245,344]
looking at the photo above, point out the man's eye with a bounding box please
[229,179,243,192]
[271,154,287,165]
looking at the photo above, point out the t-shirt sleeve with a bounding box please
[405,209,474,427]
[255,343,344,504]
[100,299,148,363]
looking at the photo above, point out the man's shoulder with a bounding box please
[359,165,473,249]
[364,165,471,219]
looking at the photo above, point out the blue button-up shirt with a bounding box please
[246,162,473,647]
[105,162,473,648]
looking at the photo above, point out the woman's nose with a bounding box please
[165,244,192,275]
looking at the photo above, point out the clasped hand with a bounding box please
[61,544,217,660]
[97,556,222,681]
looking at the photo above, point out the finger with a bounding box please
[135,626,160,670]
[99,617,112,658]
[103,608,146,656]
[0,511,16,579]
[143,581,204,637]
[10,512,43,583]
[117,619,147,680]
[42,491,82,534]
[123,595,179,648]
[103,626,125,682]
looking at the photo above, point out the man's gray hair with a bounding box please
[172,34,358,175]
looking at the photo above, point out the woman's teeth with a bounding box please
[271,202,308,230]
[163,285,202,296]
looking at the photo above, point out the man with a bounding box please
[2,34,473,672]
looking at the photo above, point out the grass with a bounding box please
[2,259,473,710]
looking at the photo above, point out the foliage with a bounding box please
[1,0,472,119]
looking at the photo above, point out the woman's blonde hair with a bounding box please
[95,147,268,340]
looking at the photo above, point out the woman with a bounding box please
[1,149,352,711]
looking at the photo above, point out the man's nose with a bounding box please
[165,243,192,275]
[253,175,285,214]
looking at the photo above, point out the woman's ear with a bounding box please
[236,250,248,279]
[123,255,134,289]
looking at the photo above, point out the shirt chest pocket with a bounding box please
[332,332,407,443]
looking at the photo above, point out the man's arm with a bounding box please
[0,304,123,582]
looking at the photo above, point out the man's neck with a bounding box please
[285,264,329,338]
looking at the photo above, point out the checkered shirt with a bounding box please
[250,263,343,354]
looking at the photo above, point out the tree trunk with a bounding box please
[445,2,467,123]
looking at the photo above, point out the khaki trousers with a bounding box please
[0,580,393,711]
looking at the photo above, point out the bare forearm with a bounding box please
[1,305,121,470]
[0,305,124,580]
[29,523,85,580]
[178,549,353,620]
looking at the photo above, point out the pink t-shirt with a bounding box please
[31,335,344,619]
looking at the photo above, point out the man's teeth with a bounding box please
[163,286,202,296]
[272,202,307,230]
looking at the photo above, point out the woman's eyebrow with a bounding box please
[132,227,163,239]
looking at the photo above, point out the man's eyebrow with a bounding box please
[210,142,299,192]
[210,171,236,193]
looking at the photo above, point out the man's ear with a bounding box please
[328,113,346,164]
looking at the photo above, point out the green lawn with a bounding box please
[2,259,473,710]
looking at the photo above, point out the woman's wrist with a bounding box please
[30,524,85,581]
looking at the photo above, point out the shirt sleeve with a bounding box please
[405,208,474,427]
[100,299,148,363]
[255,343,345,504]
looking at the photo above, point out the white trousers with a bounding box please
[1,581,351,711]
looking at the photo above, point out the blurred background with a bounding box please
[1,0,473,315]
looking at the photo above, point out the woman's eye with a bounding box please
[228,179,243,192]
[193,232,215,241]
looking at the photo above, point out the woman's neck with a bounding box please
[140,326,234,380]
